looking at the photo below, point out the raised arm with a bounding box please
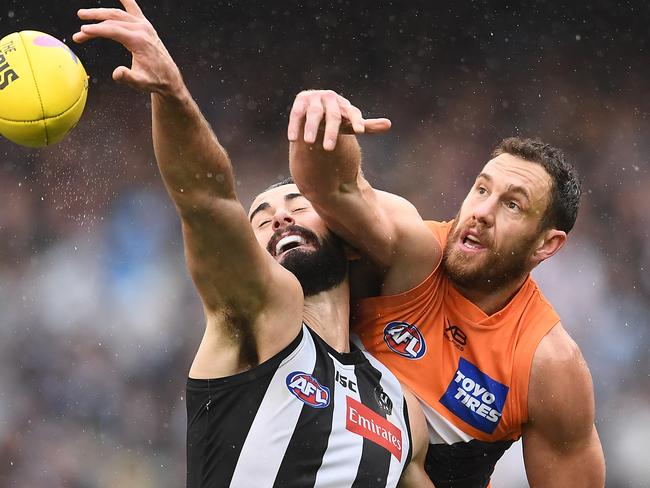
[288,90,441,296]
[73,0,303,376]
[522,324,605,487]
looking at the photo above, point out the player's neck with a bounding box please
[454,274,529,316]
[302,281,351,353]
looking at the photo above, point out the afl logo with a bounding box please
[383,321,427,359]
[286,371,331,408]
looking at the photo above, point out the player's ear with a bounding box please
[532,228,566,265]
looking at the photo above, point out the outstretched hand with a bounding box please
[73,0,183,95]
[287,90,392,151]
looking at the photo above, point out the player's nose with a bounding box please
[472,198,496,227]
[272,209,295,229]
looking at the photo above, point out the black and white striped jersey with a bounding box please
[186,324,412,488]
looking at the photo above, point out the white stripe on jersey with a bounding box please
[226,326,409,487]
[313,356,363,488]
[229,327,315,487]
[351,334,410,487]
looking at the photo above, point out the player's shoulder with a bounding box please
[532,322,583,367]
[526,276,561,313]
[372,189,436,231]
[373,188,420,209]
[422,219,454,244]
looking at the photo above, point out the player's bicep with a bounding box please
[523,325,605,487]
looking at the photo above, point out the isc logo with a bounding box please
[286,371,330,408]
[383,321,427,359]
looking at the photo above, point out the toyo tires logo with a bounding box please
[286,371,330,408]
[439,358,509,434]
[383,321,427,359]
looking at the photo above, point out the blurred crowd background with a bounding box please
[1,1,648,486]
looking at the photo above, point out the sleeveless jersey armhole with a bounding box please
[512,289,561,429]
[402,397,413,468]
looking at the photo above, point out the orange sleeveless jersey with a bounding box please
[351,220,560,452]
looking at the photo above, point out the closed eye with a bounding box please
[258,219,271,228]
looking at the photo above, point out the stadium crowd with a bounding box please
[1,1,649,486]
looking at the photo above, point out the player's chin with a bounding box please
[277,245,315,262]
[446,250,485,274]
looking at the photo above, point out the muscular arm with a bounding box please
[288,90,441,295]
[74,1,303,375]
[522,324,605,487]
[151,85,285,315]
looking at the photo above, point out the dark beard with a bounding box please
[442,221,538,293]
[272,228,348,296]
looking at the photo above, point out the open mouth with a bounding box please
[275,234,307,255]
[459,229,488,251]
[463,234,483,249]
[268,225,319,257]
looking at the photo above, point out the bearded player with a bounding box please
[287,89,605,487]
[73,4,432,487]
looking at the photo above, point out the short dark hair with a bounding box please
[248,176,295,212]
[492,137,581,233]
[262,175,294,193]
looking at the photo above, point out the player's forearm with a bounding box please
[290,134,407,267]
[289,133,362,202]
[151,87,236,215]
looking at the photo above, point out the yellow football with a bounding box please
[0,30,88,148]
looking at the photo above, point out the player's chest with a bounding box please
[284,364,407,483]
[379,310,518,437]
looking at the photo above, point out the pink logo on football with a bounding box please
[33,35,78,64]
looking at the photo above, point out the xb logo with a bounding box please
[445,322,467,351]
[383,321,427,359]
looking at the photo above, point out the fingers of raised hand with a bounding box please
[78,7,137,23]
[303,96,326,145]
[322,92,343,151]
[288,95,309,141]
[339,101,365,134]
[291,90,338,144]
[75,2,154,45]
[364,118,392,134]
[112,65,151,90]
[74,21,141,49]
[288,90,374,148]
[118,0,145,17]
[72,30,92,44]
